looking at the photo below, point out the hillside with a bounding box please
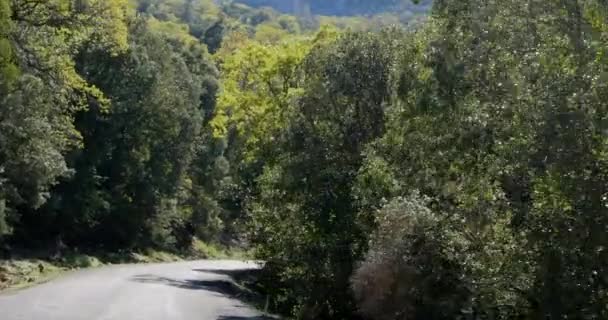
[235,0,432,16]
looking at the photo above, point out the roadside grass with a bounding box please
[190,238,253,260]
[0,239,252,292]
[0,259,63,291]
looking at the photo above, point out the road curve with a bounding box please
[0,260,270,320]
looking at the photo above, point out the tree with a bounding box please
[0,0,18,92]
[46,19,210,249]
[2,0,129,245]
[351,0,608,318]
[238,30,397,319]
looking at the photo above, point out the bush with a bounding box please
[351,194,470,320]
[190,238,223,259]
[60,254,103,269]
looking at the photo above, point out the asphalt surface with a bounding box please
[0,260,270,320]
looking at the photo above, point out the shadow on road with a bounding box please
[131,269,277,319]
[193,267,264,288]
[217,317,274,320]
[193,268,246,276]
[193,268,259,279]
[130,274,239,296]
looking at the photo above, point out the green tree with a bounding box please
[2,0,129,245]
[351,0,608,318]
[0,0,18,92]
[28,19,209,249]
[239,30,396,319]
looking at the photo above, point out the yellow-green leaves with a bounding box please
[210,25,340,162]
[0,0,9,30]
[212,37,311,160]
[148,17,199,46]
[254,22,290,44]
[88,0,130,54]
[0,0,18,91]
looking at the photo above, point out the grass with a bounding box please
[190,238,253,260]
[0,239,252,292]
[0,259,63,291]
[59,253,104,268]
[128,249,183,264]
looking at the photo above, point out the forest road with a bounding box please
[0,260,271,320]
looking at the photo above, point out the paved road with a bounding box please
[0,260,270,320]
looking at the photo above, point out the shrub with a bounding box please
[351,193,470,320]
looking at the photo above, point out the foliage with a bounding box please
[212,0,608,319]
[348,0,608,318]
[237,0,432,16]
[212,36,313,159]
[227,30,397,318]
[0,0,18,92]
[351,194,471,320]
[1,0,130,244]
[1,0,226,250]
[5,1,608,320]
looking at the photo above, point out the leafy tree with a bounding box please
[212,36,311,158]
[351,0,608,318]
[234,30,397,319]
[0,0,18,92]
[2,0,129,245]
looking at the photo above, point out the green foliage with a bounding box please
[0,76,73,209]
[6,1,608,320]
[238,0,432,16]
[60,253,103,268]
[347,0,608,318]
[352,194,471,320]
[235,30,397,318]
[2,0,225,250]
[208,1,608,319]
[0,0,18,93]
[135,0,225,51]
[213,37,312,159]
[0,0,133,245]
[42,19,210,249]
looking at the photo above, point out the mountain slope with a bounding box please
[235,0,432,16]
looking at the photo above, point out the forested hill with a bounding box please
[235,0,432,16]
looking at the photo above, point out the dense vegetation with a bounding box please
[0,0,261,251]
[3,0,608,319]
[236,0,432,16]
